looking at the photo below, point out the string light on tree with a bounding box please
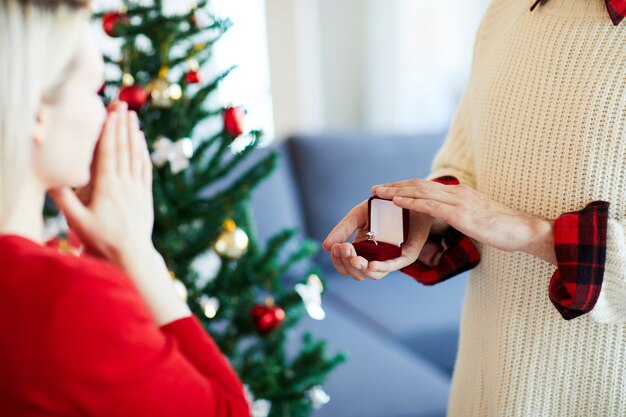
[197,295,220,319]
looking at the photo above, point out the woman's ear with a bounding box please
[33,100,50,146]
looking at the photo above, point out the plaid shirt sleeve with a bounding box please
[548,201,610,320]
[400,175,481,285]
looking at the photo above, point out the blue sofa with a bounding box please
[247,132,470,417]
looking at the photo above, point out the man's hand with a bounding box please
[322,198,436,281]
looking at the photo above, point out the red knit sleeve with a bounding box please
[400,175,481,285]
[48,263,250,417]
[548,201,609,320]
[160,315,245,397]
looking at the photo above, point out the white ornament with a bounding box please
[197,295,220,319]
[295,274,326,320]
[243,385,271,417]
[306,385,330,410]
[190,249,222,288]
[151,136,194,174]
[251,399,271,417]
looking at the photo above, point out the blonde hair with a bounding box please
[0,0,91,223]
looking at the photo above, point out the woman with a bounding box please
[0,0,249,415]
[325,0,626,415]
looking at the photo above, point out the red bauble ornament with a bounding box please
[223,106,245,138]
[185,70,202,84]
[251,304,286,335]
[102,12,129,37]
[118,85,147,111]
[97,83,106,97]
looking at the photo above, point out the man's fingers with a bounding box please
[330,244,349,276]
[393,196,456,223]
[376,186,459,205]
[339,243,378,281]
[322,200,368,252]
[373,181,456,204]
[367,252,415,273]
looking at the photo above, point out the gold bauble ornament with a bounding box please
[146,79,171,107]
[214,219,249,259]
[145,78,182,107]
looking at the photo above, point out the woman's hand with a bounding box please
[372,179,550,255]
[322,199,436,281]
[48,101,155,267]
[49,101,192,326]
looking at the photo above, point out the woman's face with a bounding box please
[33,25,107,190]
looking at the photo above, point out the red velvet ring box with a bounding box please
[353,197,410,262]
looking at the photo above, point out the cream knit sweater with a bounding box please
[424,0,626,415]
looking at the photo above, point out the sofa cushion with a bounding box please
[321,268,469,376]
[289,302,450,417]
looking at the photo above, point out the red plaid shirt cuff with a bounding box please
[400,175,481,285]
[549,201,610,320]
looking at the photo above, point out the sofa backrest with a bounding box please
[249,144,308,243]
[286,132,446,244]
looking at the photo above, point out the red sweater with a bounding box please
[0,234,251,417]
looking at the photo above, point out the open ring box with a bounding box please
[353,197,410,262]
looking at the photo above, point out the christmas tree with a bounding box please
[45,1,346,415]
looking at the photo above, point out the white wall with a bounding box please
[265,0,491,138]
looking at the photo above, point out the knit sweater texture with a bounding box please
[425,0,626,414]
